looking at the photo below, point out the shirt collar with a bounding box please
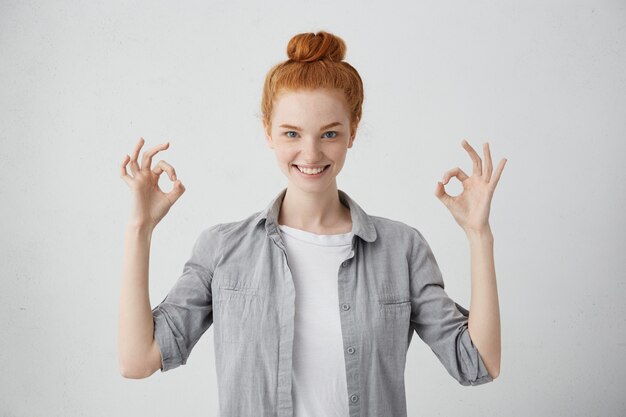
[254,187,377,243]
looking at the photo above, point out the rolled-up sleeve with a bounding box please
[408,227,493,386]
[151,223,222,372]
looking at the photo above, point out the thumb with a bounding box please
[166,180,186,205]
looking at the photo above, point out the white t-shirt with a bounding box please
[277,223,355,417]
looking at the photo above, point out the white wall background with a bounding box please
[1,0,625,416]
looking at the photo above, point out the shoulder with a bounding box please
[365,214,438,262]
[196,210,265,247]
[191,212,263,269]
[368,214,426,245]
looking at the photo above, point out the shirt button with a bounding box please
[350,394,359,403]
[341,303,350,311]
[347,346,355,354]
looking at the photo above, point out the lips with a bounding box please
[293,164,330,169]
[292,164,330,177]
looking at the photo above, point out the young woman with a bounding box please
[118,30,505,417]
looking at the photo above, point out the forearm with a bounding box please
[465,226,501,378]
[118,224,156,376]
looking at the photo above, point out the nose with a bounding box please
[299,136,323,161]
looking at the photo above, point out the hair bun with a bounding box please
[286,31,346,63]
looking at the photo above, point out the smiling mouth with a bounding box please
[293,164,330,169]
[293,164,331,174]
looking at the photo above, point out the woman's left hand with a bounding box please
[434,139,507,234]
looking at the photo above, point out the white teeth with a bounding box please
[297,165,326,175]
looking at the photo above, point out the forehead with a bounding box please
[273,88,349,122]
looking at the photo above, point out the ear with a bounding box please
[348,134,356,148]
[264,122,274,149]
[348,126,356,148]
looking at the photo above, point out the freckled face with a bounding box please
[264,88,355,192]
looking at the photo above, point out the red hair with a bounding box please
[261,31,364,138]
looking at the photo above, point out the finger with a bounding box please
[461,139,482,177]
[434,181,452,206]
[129,137,145,175]
[165,179,186,205]
[442,167,469,185]
[490,158,507,188]
[483,142,493,182]
[152,159,177,182]
[120,154,134,187]
[141,141,170,171]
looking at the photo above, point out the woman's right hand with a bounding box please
[120,137,186,230]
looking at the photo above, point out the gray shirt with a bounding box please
[152,187,494,417]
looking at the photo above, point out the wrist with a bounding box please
[126,222,155,236]
[464,225,493,241]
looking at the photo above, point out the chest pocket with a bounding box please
[379,299,411,314]
[212,275,263,345]
[371,298,412,347]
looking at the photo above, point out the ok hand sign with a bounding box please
[435,140,507,234]
[120,137,186,230]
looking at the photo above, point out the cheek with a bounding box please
[274,148,295,165]
[327,147,347,162]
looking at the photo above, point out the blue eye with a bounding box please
[284,131,338,139]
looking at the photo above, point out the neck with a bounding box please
[278,185,351,233]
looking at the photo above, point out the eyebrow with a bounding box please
[279,122,343,131]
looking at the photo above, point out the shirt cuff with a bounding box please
[152,306,186,372]
[455,302,495,386]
